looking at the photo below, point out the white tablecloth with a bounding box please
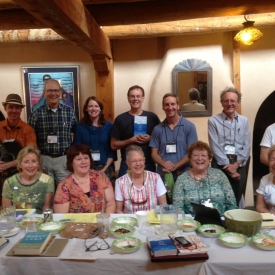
[0,214,275,275]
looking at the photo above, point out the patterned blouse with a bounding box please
[115,171,167,214]
[2,173,54,214]
[54,170,112,213]
[173,167,237,216]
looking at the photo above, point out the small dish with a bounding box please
[178,218,201,232]
[252,234,275,251]
[198,224,225,237]
[112,237,142,254]
[108,224,135,238]
[18,217,44,229]
[38,221,65,233]
[218,232,248,248]
[112,216,137,227]
[0,227,20,237]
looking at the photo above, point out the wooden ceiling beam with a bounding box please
[86,0,275,26]
[1,13,274,41]
[12,0,112,59]
[102,13,275,39]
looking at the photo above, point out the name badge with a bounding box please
[201,199,213,208]
[166,142,177,154]
[47,135,58,143]
[91,151,100,161]
[224,144,235,155]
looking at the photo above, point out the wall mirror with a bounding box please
[172,58,212,117]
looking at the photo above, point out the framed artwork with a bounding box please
[22,66,80,120]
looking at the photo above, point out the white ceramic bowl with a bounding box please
[112,237,142,254]
[112,216,137,227]
[38,221,65,233]
[178,218,201,232]
[18,217,44,229]
[198,224,225,237]
[252,234,275,251]
[108,224,135,238]
[218,232,248,248]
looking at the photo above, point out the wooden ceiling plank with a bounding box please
[82,0,155,3]
[0,0,20,10]
[13,0,112,58]
[86,0,275,26]
[0,10,45,29]
[102,13,275,38]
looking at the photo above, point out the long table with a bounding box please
[0,214,275,275]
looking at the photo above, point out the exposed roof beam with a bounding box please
[13,0,112,58]
[103,13,275,39]
[0,0,156,10]
[2,13,274,42]
[0,9,45,29]
[86,0,275,26]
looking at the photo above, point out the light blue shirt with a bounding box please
[208,112,250,166]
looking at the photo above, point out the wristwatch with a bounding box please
[237,160,243,167]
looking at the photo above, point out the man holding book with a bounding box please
[111,85,160,177]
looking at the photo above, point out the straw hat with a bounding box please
[2,94,25,108]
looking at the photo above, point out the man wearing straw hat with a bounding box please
[0,94,36,176]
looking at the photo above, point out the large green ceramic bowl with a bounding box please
[224,209,262,237]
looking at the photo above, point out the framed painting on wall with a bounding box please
[22,66,80,120]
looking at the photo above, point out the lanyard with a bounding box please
[222,115,237,145]
[164,116,182,142]
[193,173,211,202]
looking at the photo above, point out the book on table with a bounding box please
[169,234,208,256]
[13,232,51,255]
[147,236,177,257]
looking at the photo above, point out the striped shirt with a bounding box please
[28,103,77,154]
[115,171,167,214]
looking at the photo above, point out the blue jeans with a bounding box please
[118,159,156,178]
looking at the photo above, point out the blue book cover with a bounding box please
[134,116,147,135]
[149,239,177,257]
[14,232,51,255]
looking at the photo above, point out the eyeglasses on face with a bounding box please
[222,99,237,104]
[128,95,143,99]
[128,158,146,164]
[46,89,60,94]
[84,238,110,252]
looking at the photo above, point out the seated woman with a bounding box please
[173,141,237,216]
[115,145,167,214]
[54,144,116,213]
[2,146,54,214]
[256,145,275,214]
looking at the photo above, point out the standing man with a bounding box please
[149,93,198,180]
[111,85,160,177]
[29,79,77,185]
[208,87,250,205]
[0,94,36,175]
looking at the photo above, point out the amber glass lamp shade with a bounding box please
[234,21,263,45]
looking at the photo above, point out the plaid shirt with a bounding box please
[28,103,77,154]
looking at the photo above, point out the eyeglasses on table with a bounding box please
[84,238,110,252]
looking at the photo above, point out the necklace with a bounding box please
[19,172,39,185]
[192,170,207,187]
[129,171,145,188]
